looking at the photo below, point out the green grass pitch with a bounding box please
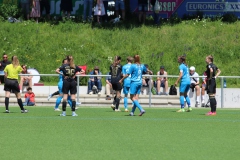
[0,107,240,160]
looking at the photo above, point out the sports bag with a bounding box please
[169,85,177,95]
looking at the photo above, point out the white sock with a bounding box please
[201,95,205,103]
[197,96,200,103]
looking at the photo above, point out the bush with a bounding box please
[0,3,22,20]
[222,13,238,23]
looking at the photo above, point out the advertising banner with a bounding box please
[1,0,240,18]
[130,0,240,18]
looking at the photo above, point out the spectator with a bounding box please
[150,0,160,25]
[0,54,11,84]
[189,66,200,107]
[115,0,125,20]
[30,0,41,23]
[23,87,35,106]
[40,0,50,19]
[21,0,30,20]
[60,0,73,19]
[94,0,105,24]
[105,72,113,100]
[201,71,208,107]
[138,0,148,23]
[19,65,33,93]
[83,0,93,22]
[103,0,109,22]
[88,66,102,95]
[156,66,168,95]
[142,64,153,89]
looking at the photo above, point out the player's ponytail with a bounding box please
[134,55,141,64]
[178,55,187,66]
[67,55,75,68]
[12,56,20,68]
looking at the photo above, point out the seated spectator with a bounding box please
[201,70,208,107]
[0,54,11,84]
[23,87,35,106]
[142,64,153,87]
[156,66,168,95]
[19,65,32,93]
[189,66,200,107]
[105,72,113,100]
[88,66,102,95]
[141,64,153,95]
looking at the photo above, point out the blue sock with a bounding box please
[55,96,63,109]
[185,96,191,107]
[133,100,143,111]
[131,104,136,113]
[180,96,185,108]
[67,96,72,108]
[124,97,128,109]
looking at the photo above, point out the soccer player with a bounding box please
[122,56,133,112]
[174,56,192,112]
[4,56,28,113]
[53,59,73,111]
[205,55,221,116]
[110,56,122,112]
[56,55,84,116]
[120,55,148,116]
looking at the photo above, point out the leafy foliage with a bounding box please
[0,20,239,87]
[0,3,22,20]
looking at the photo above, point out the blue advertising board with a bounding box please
[130,0,240,18]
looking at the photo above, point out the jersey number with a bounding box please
[66,68,75,77]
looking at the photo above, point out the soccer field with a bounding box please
[0,107,239,160]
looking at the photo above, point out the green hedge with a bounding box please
[0,19,239,86]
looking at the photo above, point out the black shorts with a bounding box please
[206,79,216,94]
[62,79,77,94]
[112,82,122,91]
[4,78,20,93]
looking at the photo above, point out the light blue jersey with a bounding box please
[128,64,147,95]
[122,63,132,87]
[179,63,190,84]
[128,64,147,84]
[179,63,190,93]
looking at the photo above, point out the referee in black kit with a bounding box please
[205,55,221,116]
[56,55,84,116]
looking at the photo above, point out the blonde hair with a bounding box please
[113,56,121,67]
[206,55,214,62]
[67,55,75,68]
[12,56,20,68]
[127,56,133,63]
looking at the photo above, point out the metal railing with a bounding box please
[10,74,240,108]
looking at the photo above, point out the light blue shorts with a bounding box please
[115,0,125,10]
[180,83,190,93]
[130,83,142,95]
[123,86,130,95]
